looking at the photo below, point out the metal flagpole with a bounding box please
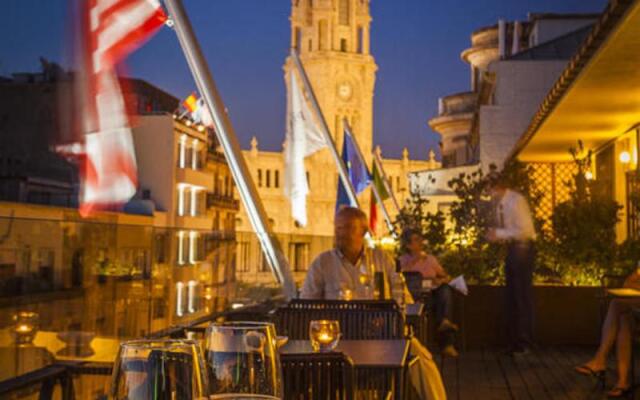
[164,0,296,299]
[343,119,395,236]
[372,150,401,214]
[290,49,360,209]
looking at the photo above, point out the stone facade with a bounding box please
[235,0,440,286]
[413,14,598,215]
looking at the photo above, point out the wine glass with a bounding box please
[309,320,341,352]
[110,339,209,400]
[205,322,283,399]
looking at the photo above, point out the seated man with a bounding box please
[301,207,446,399]
[300,207,408,302]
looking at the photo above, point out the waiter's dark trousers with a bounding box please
[505,241,535,350]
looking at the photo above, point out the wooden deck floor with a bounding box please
[437,346,627,400]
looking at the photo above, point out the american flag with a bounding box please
[79,0,166,216]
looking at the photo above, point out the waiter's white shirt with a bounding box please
[495,189,537,242]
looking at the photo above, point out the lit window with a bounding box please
[177,184,186,216]
[179,135,187,168]
[176,282,185,316]
[187,280,197,313]
[190,187,199,217]
[192,139,199,169]
[177,231,185,265]
[189,231,198,264]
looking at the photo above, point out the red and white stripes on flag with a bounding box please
[80,0,166,216]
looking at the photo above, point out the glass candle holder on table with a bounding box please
[309,320,340,353]
[12,311,39,345]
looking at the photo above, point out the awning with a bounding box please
[513,0,640,162]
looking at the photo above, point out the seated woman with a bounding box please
[575,272,640,397]
[399,228,458,357]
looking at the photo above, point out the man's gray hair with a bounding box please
[336,206,368,226]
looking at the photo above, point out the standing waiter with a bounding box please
[486,177,537,356]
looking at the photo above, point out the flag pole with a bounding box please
[373,150,401,214]
[343,119,395,236]
[164,0,296,299]
[290,49,360,209]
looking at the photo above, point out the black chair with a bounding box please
[281,352,355,400]
[401,271,424,302]
[273,299,404,340]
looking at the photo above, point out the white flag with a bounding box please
[283,71,326,226]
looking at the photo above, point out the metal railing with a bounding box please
[0,298,284,399]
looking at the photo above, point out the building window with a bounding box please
[260,253,270,273]
[224,176,230,196]
[308,39,312,52]
[177,231,186,265]
[319,20,327,50]
[294,27,302,51]
[306,172,310,189]
[214,173,219,195]
[188,231,202,264]
[339,0,349,25]
[266,170,271,188]
[154,233,168,264]
[357,26,364,53]
[190,188,199,217]
[192,139,199,169]
[396,176,401,192]
[178,135,187,168]
[289,242,310,272]
[257,169,263,187]
[236,242,250,273]
[177,185,186,216]
[176,282,185,316]
[340,38,347,52]
[275,170,280,188]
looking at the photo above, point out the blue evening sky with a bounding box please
[1,0,605,159]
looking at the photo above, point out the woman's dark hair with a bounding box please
[400,228,422,254]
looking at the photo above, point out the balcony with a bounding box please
[428,91,476,151]
[174,214,212,230]
[437,91,478,117]
[175,167,214,191]
[207,193,239,210]
[207,150,227,165]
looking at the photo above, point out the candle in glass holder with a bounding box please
[309,320,340,352]
[12,311,39,345]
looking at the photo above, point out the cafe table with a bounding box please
[280,339,410,399]
[607,288,640,298]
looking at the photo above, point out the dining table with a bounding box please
[280,339,411,399]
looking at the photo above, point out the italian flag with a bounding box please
[369,162,390,231]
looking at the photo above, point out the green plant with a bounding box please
[551,141,622,268]
[393,190,447,255]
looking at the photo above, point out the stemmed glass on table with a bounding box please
[205,322,282,400]
[111,322,285,399]
[110,339,209,400]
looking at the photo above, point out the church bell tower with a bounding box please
[284,0,378,162]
